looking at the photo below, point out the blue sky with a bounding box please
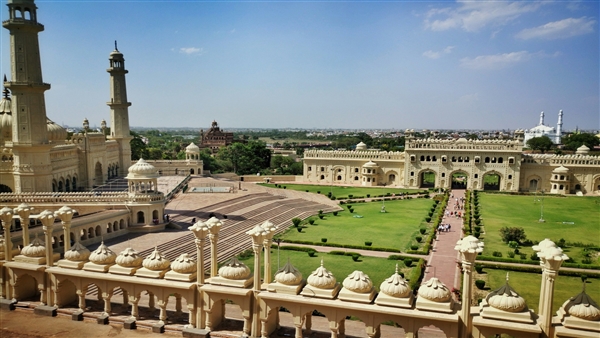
[1,0,598,130]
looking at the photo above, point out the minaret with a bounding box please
[107,41,132,176]
[539,111,545,126]
[3,0,53,192]
[555,110,563,144]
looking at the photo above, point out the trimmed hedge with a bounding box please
[282,239,403,253]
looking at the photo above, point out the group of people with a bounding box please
[445,210,462,218]
[437,223,452,233]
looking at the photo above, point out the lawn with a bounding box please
[478,193,600,265]
[259,183,422,199]
[475,269,600,314]
[282,198,435,251]
[238,250,419,292]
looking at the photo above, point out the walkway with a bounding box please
[423,189,465,290]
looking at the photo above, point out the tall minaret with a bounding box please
[539,111,545,126]
[3,0,53,192]
[555,110,563,144]
[107,41,132,176]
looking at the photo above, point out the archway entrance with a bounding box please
[483,173,501,191]
[451,172,467,189]
[420,171,435,188]
[94,162,103,187]
[0,184,12,192]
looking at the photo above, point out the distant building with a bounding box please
[199,120,234,154]
[523,110,563,146]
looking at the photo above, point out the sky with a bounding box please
[1,0,598,131]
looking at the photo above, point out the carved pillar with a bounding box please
[122,289,129,306]
[55,206,76,252]
[190,221,209,329]
[532,239,556,319]
[77,289,86,310]
[175,294,182,317]
[129,296,139,319]
[186,303,196,328]
[261,220,277,285]
[329,320,339,338]
[148,292,155,311]
[14,203,34,247]
[261,318,269,338]
[537,246,568,338]
[102,292,112,314]
[206,218,222,278]
[158,299,168,323]
[38,210,56,267]
[339,319,345,337]
[0,207,14,262]
[294,315,305,338]
[305,313,312,335]
[247,225,267,338]
[455,235,483,338]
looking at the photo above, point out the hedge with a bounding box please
[476,262,600,278]
[281,239,403,253]
[477,256,600,270]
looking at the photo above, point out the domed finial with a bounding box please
[506,272,510,282]
[320,259,324,267]
[395,263,399,274]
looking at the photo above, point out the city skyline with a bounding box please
[1,0,598,130]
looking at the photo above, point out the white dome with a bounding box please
[89,241,117,265]
[565,291,600,321]
[356,142,367,151]
[142,247,171,271]
[46,118,67,144]
[186,142,200,152]
[115,247,143,268]
[363,160,378,168]
[274,260,303,285]
[486,282,527,312]
[379,265,411,298]
[342,270,373,293]
[127,158,159,178]
[418,277,451,302]
[552,165,569,174]
[575,144,590,155]
[218,257,251,280]
[64,242,91,262]
[171,253,196,274]
[21,237,46,258]
[306,261,337,289]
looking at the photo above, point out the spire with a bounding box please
[114,40,118,51]
[556,110,563,144]
[539,111,545,126]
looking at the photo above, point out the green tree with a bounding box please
[526,135,554,153]
[217,141,271,175]
[499,227,527,244]
[130,131,148,160]
[562,133,599,151]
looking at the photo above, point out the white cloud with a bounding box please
[425,1,542,32]
[460,51,532,69]
[423,46,455,59]
[179,47,204,55]
[515,17,596,40]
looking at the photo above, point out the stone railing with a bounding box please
[0,191,165,205]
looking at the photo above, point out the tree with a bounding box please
[217,140,271,175]
[562,133,599,151]
[526,135,553,153]
[130,131,148,160]
[499,227,527,244]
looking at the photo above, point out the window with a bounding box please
[560,175,564,180]
[474,174,478,178]
[308,166,312,171]
[508,157,515,164]
[498,157,503,163]
[485,157,490,163]
[465,157,469,162]
[441,173,446,178]
[320,175,325,180]
[354,176,359,181]
[410,171,414,177]
[320,167,325,172]
[508,175,512,179]
[475,156,480,163]
[420,155,425,161]
[441,156,447,163]
[452,156,457,162]
[354,168,359,173]
[410,155,416,162]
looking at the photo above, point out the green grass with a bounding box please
[478,193,600,265]
[282,198,434,250]
[258,183,422,198]
[480,269,600,314]
[238,250,417,292]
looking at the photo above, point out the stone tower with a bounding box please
[107,42,132,176]
[3,0,53,192]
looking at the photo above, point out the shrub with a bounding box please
[475,280,486,290]
[475,265,483,274]
[333,211,338,216]
[308,250,316,257]
[508,241,519,249]
[530,253,539,261]
[582,257,593,264]
[352,254,361,262]
[318,209,323,215]
[348,194,353,198]
[283,186,287,189]
[347,205,353,210]
[321,238,327,243]
[366,194,370,198]
[500,227,527,244]
[474,219,481,225]
[308,219,315,225]
[318,215,324,219]
[306,190,309,192]
[425,216,431,223]
[474,232,481,238]
[404,258,413,267]
[365,241,372,246]
[415,236,422,243]
[492,251,503,257]
[317,191,320,194]
[474,226,481,232]
[349,209,354,213]
[520,253,527,260]
[419,228,426,235]
[428,211,434,217]
[296,227,302,233]
[410,245,418,251]
[514,248,519,254]
[507,251,515,258]
[291,218,302,227]
[330,196,336,200]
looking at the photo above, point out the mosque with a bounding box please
[1,1,600,338]
[523,110,564,145]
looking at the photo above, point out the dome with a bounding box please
[486,282,527,312]
[46,118,67,143]
[274,260,303,285]
[127,158,159,178]
[21,237,46,258]
[380,265,411,298]
[418,277,451,302]
[142,247,171,271]
[306,260,337,289]
[64,242,91,262]
[565,291,600,321]
[342,270,373,293]
[363,161,378,168]
[575,144,590,155]
[170,253,196,274]
[456,138,468,144]
[115,247,143,268]
[186,142,200,152]
[218,257,251,280]
[552,165,569,174]
[356,142,367,151]
[89,241,117,265]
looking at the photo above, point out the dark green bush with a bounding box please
[291,217,302,227]
[318,215,324,219]
[419,228,426,235]
[492,251,503,257]
[366,194,370,198]
[475,280,486,289]
[475,265,483,274]
[365,241,372,246]
[308,250,316,257]
[352,254,360,262]
[415,236,422,243]
[410,245,418,251]
[321,238,327,243]
[308,219,315,225]
[404,258,413,267]
[333,211,338,216]
[425,216,431,223]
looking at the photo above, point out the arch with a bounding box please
[483,171,502,191]
[65,177,71,192]
[52,179,57,192]
[14,274,40,301]
[80,228,87,241]
[451,170,468,189]
[593,175,600,193]
[417,324,449,338]
[527,175,542,192]
[88,227,94,239]
[106,223,112,233]
[72,176,77,191]
[0,184,12,193]
[94,162,103,186]
[419,170,435,188]
[137,211,145,224]
[95,225,102,237]
[55,278,78,307]
[120,219,126,229]
[190,168,195,175]
[113,221,119,232]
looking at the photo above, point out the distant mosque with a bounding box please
[523,110,563,146]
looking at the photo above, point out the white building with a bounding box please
[523,110,563,146]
